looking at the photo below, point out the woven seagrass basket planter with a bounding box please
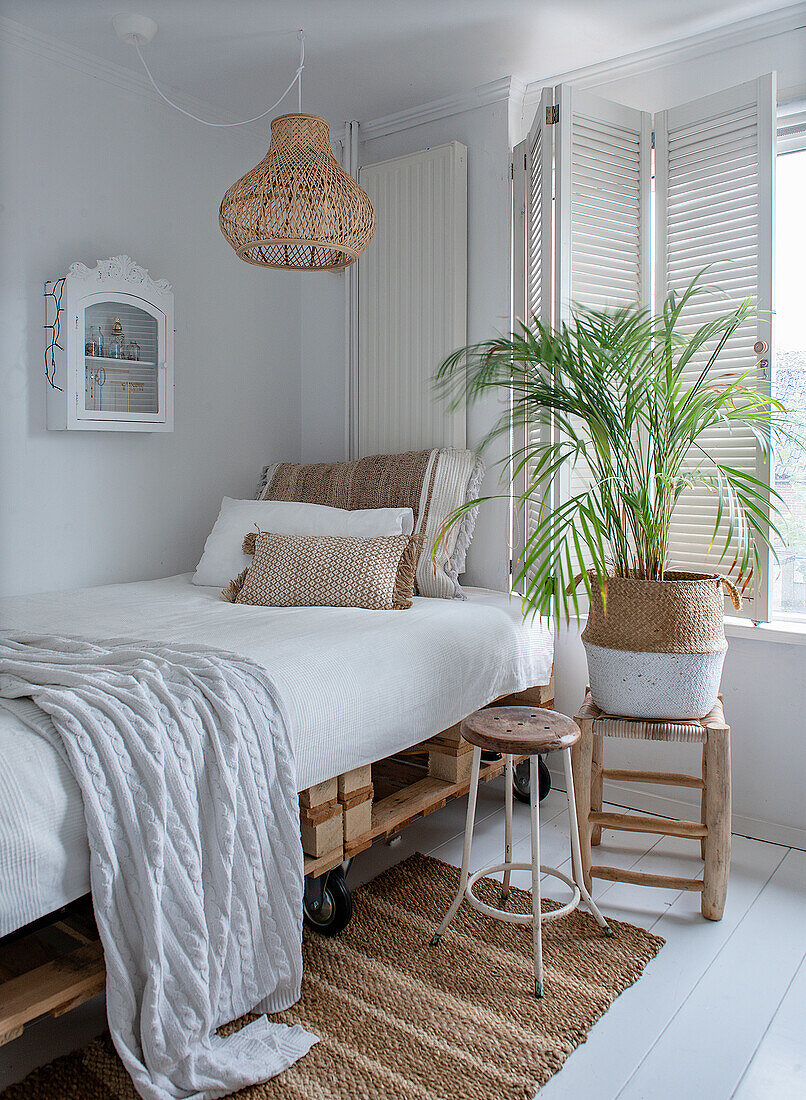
[581,572,741,720]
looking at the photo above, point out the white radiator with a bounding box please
[356,141,467,457]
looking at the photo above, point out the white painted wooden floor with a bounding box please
[2,777,804,1098]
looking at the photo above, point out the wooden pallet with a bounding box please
[0,679,553,1045]
[0,896,105,1047]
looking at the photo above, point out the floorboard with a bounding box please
[731,947,806,1098]
[616,847,806,1100]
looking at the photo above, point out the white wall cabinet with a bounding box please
[45,255,174,432]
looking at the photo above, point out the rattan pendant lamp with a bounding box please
[116,17,375,272]
[219,113,376,271]
[218,30,375,271]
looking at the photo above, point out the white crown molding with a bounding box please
[521,1,806,112]
[356,3,806,143]
[0,14,257,139]
[360,76,516,141]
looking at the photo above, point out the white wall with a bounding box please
[300,99,513,591]
[0,34,302,597]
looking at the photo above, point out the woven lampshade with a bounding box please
[219,113,376,271]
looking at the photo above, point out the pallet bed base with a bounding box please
[302,679,554,874]
[0,679,553,1045]
[0,897,105,1047]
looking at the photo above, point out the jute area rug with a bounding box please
[2,853,663,1100]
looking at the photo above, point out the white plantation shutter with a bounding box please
[554,86,651,529]
[525,89,554,328]
[513,90,554,571]
[656,75,775,620]
[555,86,652,316]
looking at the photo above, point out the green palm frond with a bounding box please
[434,272,797,621]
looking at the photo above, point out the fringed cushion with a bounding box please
[257,449,484,599]
[222,530,420,611]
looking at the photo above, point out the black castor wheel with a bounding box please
[303,866,353,936]
[513,756,551,804]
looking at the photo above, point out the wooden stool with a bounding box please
[429,706,612,998]
[572,691,731,920]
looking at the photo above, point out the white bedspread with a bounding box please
[0,635,315,1100]
[0,574,553,935]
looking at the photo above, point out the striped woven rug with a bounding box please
[2,853,663,1100]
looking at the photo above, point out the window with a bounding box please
[515,75,778,621]
[771,145,806,618]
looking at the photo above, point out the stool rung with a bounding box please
[589,811,707,839]
[591,865,704,892]
[603,768,704,789]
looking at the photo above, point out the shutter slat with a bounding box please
[656,75,775,619]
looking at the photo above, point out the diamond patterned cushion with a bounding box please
[222,530,419,611]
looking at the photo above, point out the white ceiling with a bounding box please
[1,0,796,125]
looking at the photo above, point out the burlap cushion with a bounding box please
[257,449,484,600]
[222,530,419,610]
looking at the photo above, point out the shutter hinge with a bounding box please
[651,129,655,149]
[546,104,559,125]
[510,161,514,180]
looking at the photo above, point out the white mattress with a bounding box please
[0,574,553,935]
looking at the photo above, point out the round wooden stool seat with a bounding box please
[460,706,580,756]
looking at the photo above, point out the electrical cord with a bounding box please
[133,30,304,127]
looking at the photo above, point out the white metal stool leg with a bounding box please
[529,754,544,997]
[562,748,612,934]
[501,754,514,901]
[431,746,483,944]
[430,736,613,998]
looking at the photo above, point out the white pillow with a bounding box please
[193,497,415,587]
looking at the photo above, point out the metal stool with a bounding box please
[430,706,612,998]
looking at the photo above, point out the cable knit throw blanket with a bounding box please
[0,634,317,1100]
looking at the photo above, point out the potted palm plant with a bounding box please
[436,274,789,720]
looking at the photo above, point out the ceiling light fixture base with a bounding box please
[112,13,159,47]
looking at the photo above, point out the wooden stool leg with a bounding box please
[571,716,594,892]
[529,754,544,998]
[700,744,707,860]
[502,754,513,901]
[702,726,731,921]
[431,747,482,943]
[562,748,610,933]
[591,732,603,845]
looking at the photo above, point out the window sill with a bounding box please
[724,616,806,647]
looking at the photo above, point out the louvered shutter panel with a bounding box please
[514,90,554,573]
[656,75,775,619]
[554,86,651,521]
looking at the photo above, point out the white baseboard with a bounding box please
[548,768,806,853]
